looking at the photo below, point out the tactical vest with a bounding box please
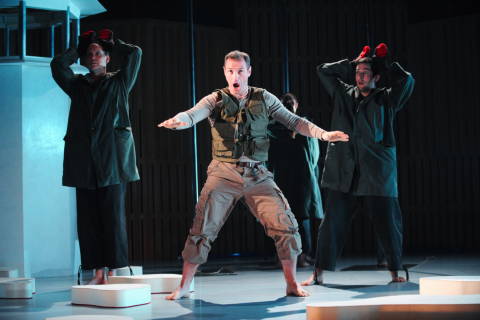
[210,87,270,162]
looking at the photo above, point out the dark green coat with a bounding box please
[317,60,414,197]
[268,121,324,219]
[50,39,142,189]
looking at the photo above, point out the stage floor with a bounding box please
[1,254,479,320]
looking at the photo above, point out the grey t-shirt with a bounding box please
[173,88,326,161]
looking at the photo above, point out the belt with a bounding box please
[236,161,261,168]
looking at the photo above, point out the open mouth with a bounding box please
[233,83,240,88]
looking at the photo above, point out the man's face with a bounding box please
[292,100,299,114]
[223,58,251,95]
[355,62,378,93]
[84,43,110,73]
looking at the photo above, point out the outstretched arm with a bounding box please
[50,47,79,95]
[265,91,349,142]
[158,93,217,130]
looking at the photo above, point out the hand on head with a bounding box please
[77,30,96,57]
[77,29,114,57]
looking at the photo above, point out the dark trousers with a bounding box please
[76,184,128,270]
[314,190,403,271]
[298,218,312,256]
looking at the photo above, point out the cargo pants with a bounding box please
[182,160,302,264]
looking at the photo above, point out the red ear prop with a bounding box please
[97,29,114,42]
[358,45,371,59]
[374,43,388,58]
[80,30,96,40]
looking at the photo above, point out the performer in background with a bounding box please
[268,93,323,267]
[302,43,415,286]
[159,50,349,299]
[51,29,142,284]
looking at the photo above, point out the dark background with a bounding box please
[78,0,479,267]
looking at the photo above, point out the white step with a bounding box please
[111,266,143,276]
[420,276,480,295]
[307,294,480,320]
[71,284,151,308]
[45,316,133,320]
[0,267,19,278]
[109,274,194,294]
[0,277,35,299]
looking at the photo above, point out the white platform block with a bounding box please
[307,294,480,320]
[46,316,133,320]
[71,284,151,308]
[109,274,194,294]
[420,276,480,295]
[0,267,19,278]
[0,277,35,298]
[111,266,143,276]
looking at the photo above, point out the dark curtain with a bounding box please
[57,0,479,266]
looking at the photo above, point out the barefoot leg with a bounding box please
[390,270,407,283]
[300,268,323,286]
[166,261,199,300]
[88,268,106,285]
[280,258,310,297]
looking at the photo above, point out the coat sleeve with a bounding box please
[50,47,79,95]
[115,39,142,93]
[316,59,352,98]
[385,62,415,112]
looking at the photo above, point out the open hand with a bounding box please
[322,131,349,142]
[157,117,188,129]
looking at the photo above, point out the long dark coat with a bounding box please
[51,39,142,189]
[317,60,414,197]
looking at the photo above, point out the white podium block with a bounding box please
[111,266,143,276]
[420,276,480,295]
[46,316,133,320]
[307,294,480,320]
[0,277,35,299]
[0,268,19,278]
[109,274,194,294]
[71,284,151,308]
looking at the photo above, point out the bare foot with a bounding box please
[300,270,323,286]
[390,276,407,283]
[390,270,407,283]
[286,283,310,297]
[87,276,105,285]
[165,286,191,300]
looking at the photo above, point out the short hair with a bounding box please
[356,57,384,76]
[280,93,298,113]
[94,41,112,56]
[224,50,251,67]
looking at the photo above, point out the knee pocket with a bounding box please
[191,191,213,235]
[265,210,299,235]
[273,186,291,211]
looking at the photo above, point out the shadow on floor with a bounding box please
[156,296,306,320]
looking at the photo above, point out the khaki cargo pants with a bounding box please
[182,159,302,264]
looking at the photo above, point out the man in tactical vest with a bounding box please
[159,50,349,299]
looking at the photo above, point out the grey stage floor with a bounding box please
[1,254,479,320]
